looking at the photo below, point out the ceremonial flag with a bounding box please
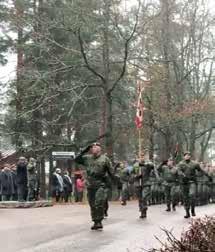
[135,80,144,129]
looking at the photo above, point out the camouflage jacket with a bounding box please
[159,165,179,186]
[75,153,114,188]
[177,160,210,184]
[133,161,155,187]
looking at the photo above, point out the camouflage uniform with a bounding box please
[27,158,38,201]
[75,150,114,227]
[159,164,180,211]
[177,159,211,218]
[133,161,155,218]
[120,167,130,205]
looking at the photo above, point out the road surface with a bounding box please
[1,201,215,252]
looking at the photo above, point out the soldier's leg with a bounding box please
[121,184,128,205]
[93,186,105,229]
[196,182,201,206]
[171,185,180,211]
[189,183,197,216]
[135,186,143,214]
[140,186,151,218]
[182,184,190,218]
[87,188,96,222]
[165,185,171,211]
[104,188,109,217]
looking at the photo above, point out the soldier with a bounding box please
[27,158,38,201]
[159,158,180,212]
[133,153,155,219]
[120,162,130,206]
[75,142,115,230]
[177,151,211,218]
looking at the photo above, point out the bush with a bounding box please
[149,216,215,252]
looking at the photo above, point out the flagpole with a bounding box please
[138,128,142,158]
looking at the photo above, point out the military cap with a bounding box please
[183,151,191,156]
[91,142,101,147]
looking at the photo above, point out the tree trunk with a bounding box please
[15,0,24,151]
[105,93,113,159]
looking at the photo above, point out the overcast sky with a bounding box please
[0,0,215,86]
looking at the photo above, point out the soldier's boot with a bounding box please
[121,200,126,206]
[166,204,171,212]
[191,207,196,217]
[184,208,190,218]
[91,221,103,230]
[172,204,176,211]
[104,210,108,217]
[140,209,147,219]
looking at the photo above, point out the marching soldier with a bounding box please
[120,162,130,206]
[133,153,155,219]
[158,158,180,212]
[177,151,211,218]
[75,142,115,230]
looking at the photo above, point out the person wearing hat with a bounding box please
[158,157,180,212]
[75,142,115,230]
[52,168,64,203]
[177,151,212,218]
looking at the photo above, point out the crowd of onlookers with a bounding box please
[51,168,85,203]
[0,156,86,203]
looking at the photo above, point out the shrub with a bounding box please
[149,216,215,252]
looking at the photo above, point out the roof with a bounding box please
[0,150,16,160]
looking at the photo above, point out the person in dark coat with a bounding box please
[63,171,73,202]
[52,168,64,202]
[11,165,18,201]
[1,164,14,201]
[0,167,2,201]
[16,157,28,202]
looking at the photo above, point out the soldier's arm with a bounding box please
[195,163,212,180]
[74,145,91,166]
[149,162,160,180]
[105,157,115,179]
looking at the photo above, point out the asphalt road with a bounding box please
[1,202,215,252]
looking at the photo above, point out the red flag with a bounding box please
[135,81,144,129]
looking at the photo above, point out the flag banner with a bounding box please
[135,80,144,129]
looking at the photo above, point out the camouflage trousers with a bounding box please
[181,182,197,210]
[87,186,106,222]
[121,183,129,203]
[28,179,37,201]
[165,184,180,208]
[135,185,151,212]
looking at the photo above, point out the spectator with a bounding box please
[52,168,64,202]
[1,164,14,201]
[76,175,85,202]
[27,158,38,201]
[10,165,18,201]
[0,167,2,201]
[63,171,73,203]
[16,157,28,202]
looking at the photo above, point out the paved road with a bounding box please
[1,202,215,252]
